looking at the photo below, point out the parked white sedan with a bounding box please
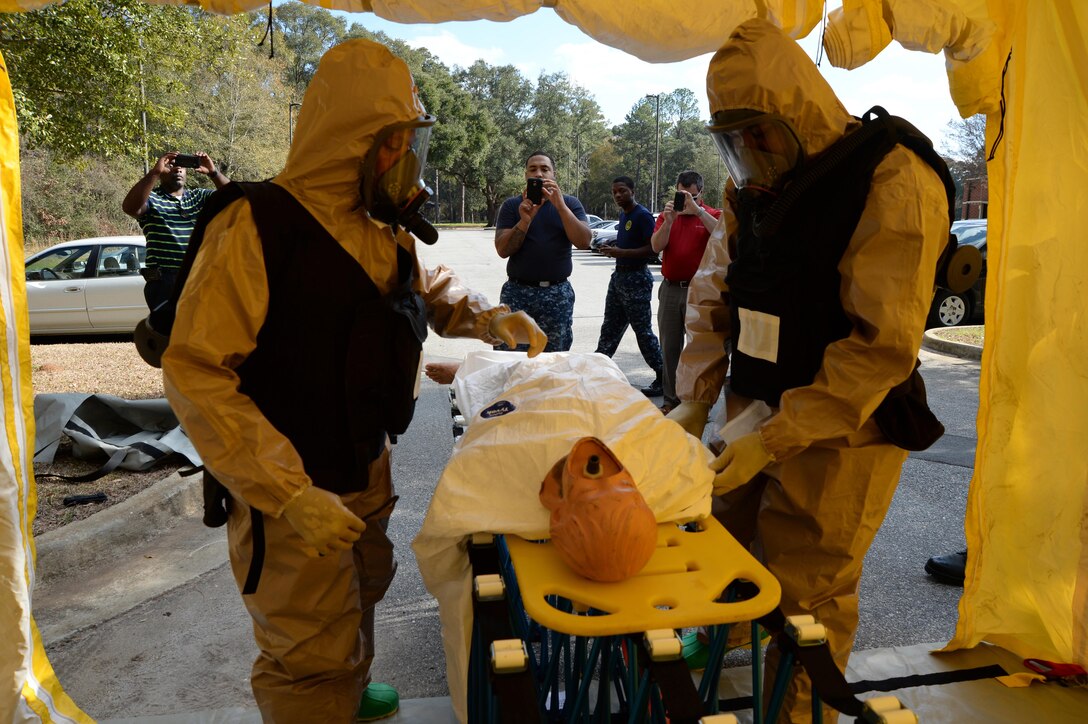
[25,236,148,335]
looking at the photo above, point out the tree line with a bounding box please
[1,1,983,248]
[1,1,724,247]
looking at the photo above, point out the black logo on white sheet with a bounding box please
[480,400,517,419]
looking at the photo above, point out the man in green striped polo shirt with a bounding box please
[123,151,230,311]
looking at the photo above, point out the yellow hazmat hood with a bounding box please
[274,37,427,223]
[706,19,858,160]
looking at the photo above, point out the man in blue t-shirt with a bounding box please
[595,176,664,396]
[494,151,592,352]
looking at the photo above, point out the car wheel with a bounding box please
[929,289,970,327]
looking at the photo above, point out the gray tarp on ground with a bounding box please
[33,393,201,470]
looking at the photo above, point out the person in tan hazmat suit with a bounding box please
[162,39,545,723]
[668,20,950,722]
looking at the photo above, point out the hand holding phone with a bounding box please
[526,177,544,205]
[673,191,686,213]
[173,154,201,169]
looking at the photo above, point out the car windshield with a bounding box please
[955,227,987,248]
[25,246,93,280]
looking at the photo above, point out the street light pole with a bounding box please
[654,95,661,214]
[288,102,302,146]
[644,94,662,213]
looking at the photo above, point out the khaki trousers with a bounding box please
[714,419,907,723]
[227,448,398,724]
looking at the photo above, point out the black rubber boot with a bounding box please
[925,550,967,586]
[640,371,663,397]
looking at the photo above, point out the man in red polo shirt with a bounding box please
[650,170,723,413]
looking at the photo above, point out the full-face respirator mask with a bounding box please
[361,115,439,245]
[707,108,805,197]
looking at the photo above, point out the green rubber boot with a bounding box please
[681,631,710,671]
[682,628,772,671]
[356,683,400,722]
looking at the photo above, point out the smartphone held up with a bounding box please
[173,154,202,169]
[673,191,686,213]
[526,177,544,205]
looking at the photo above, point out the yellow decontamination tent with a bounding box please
[1,0,1085,721]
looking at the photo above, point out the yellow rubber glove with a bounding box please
[489,310,548,357]
[281,486,366,557]
[666,401,712,438]
[710,431,773,496]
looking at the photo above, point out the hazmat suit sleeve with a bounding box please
[674,204,738,405]
[406,233,508,345]
[162,199,312,516]
[758,147,949,461]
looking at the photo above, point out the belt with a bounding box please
[510,277,566,287]
[663,278,690,287]
[616,265,648,272]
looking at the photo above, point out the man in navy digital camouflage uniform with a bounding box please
[494,151,592,352]
[595,176,664,396]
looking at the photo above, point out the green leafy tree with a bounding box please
[612,98,659,203]
[455,61,534,224]
[181,13,291,181]
[19,145,142,248]
[271,1,347,101]
[582,139,625,217]
[524,74,608,202]
[0,0,203,161]
[609,89,726,213]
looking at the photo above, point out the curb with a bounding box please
[35,469,203,587]
[921,328,983,361]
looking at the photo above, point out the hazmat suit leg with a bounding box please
[226,448,398,723]
[714,419,905,723]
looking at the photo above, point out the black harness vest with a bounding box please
[726,108,951,451]
[234,182,427,494]
[168,182,427,495]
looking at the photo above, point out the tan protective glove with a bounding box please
[489,310,548,357]
[281,486,365,557]
[710,431,774,496]
[666,401,712,439]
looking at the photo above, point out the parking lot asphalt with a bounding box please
[31,229,984,721]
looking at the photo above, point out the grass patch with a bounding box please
[930,325,984,346]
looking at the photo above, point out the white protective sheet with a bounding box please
[413,351,713,722]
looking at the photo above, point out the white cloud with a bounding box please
[406,30,506,69]
[550,41,713,126]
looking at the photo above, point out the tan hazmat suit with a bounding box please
[162,39,508,723]
[677,20,949,722]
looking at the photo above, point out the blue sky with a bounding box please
[332,7,963,148]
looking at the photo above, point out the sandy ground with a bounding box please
[30,341,181,536]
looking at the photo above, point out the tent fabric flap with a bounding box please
[1,1,990,68]
[945,0,1088,670]
[0,48,92,724]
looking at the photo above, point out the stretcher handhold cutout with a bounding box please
[543,595,610,617]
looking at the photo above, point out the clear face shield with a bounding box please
[362,115,439,244]
[707,110,804,195]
